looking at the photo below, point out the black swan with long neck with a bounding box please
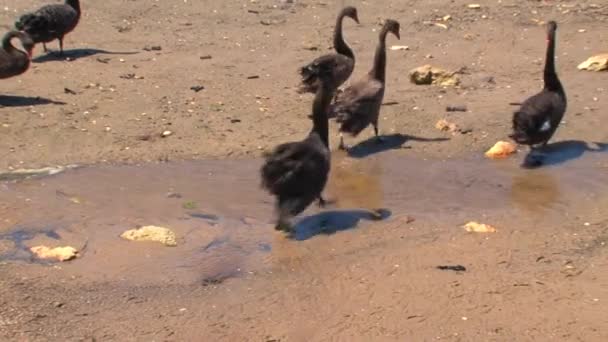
[298,6,359,94]
[261,64,337,233]
[15,0,81,55]
[0,31,34,79]
[332,19,400,149]
[510,21,566,150]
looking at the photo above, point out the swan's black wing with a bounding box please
[15,5,78,43]
[298,53,354,94]
[511,90,565,145]
[261,140,329,197]
[334,79,383,135]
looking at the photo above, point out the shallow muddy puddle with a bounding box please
[1,146,608,286]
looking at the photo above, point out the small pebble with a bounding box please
[143,45,162,51]
[446,105,467,112]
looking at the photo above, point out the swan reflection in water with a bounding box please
[328,151,384,213]
[510,169,561,214]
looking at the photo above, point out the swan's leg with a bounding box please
[42,43,48,52]
[338,133,347,150]
[275,219,292,232]
[524,144,544,168]
[58,37,64,56]
[373,122,385,144]
[275,200,294,232]
[275,212,292,232]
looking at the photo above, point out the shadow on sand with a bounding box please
[522,140,608,169]
[33,48,139,63]
[347,133,449,159]
[0,95,66,107]
[291,208,391,241]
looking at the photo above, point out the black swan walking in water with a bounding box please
[15,0,81,55]
[0,31,34,79]
[298,6,359,94]
[332,19,400,150]
[510,21,566,155]
[261,64,337,233]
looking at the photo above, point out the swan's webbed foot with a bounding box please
[275,219,293,233]
[372,124,383,144]
[58,38,64,56]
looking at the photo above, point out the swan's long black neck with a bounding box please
[2,32,18,53]
[370,28,389,82]
[334,11,354,59]
[310,84,332,148]
[543,32,562,93]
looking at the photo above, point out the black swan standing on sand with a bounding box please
[332,19,400,150]
[261,64,337,233]
[298,6,359,94]
[15,0,81,55]
[510,21,566,154]
[0,31,34,79]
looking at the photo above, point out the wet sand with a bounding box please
[2,148,608,340]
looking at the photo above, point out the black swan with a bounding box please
[15,0,81,55]
[510,21,566,151]
[0,31,34,79]
[298,6,359,94]
[332,19,400,150]
[261,64,337,233]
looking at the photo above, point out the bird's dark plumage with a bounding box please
[262,64,336,232]
[333,19,400,149]
[0,31,34,79]
[298,6,359,94]
[15,0,81,55]
[334,79,383,136]
[510,21,566,147]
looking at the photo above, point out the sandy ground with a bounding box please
[1,0,608,340]
[0,0,607,170]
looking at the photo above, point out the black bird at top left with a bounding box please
[0,31,34,79]
[15,0,81,55]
